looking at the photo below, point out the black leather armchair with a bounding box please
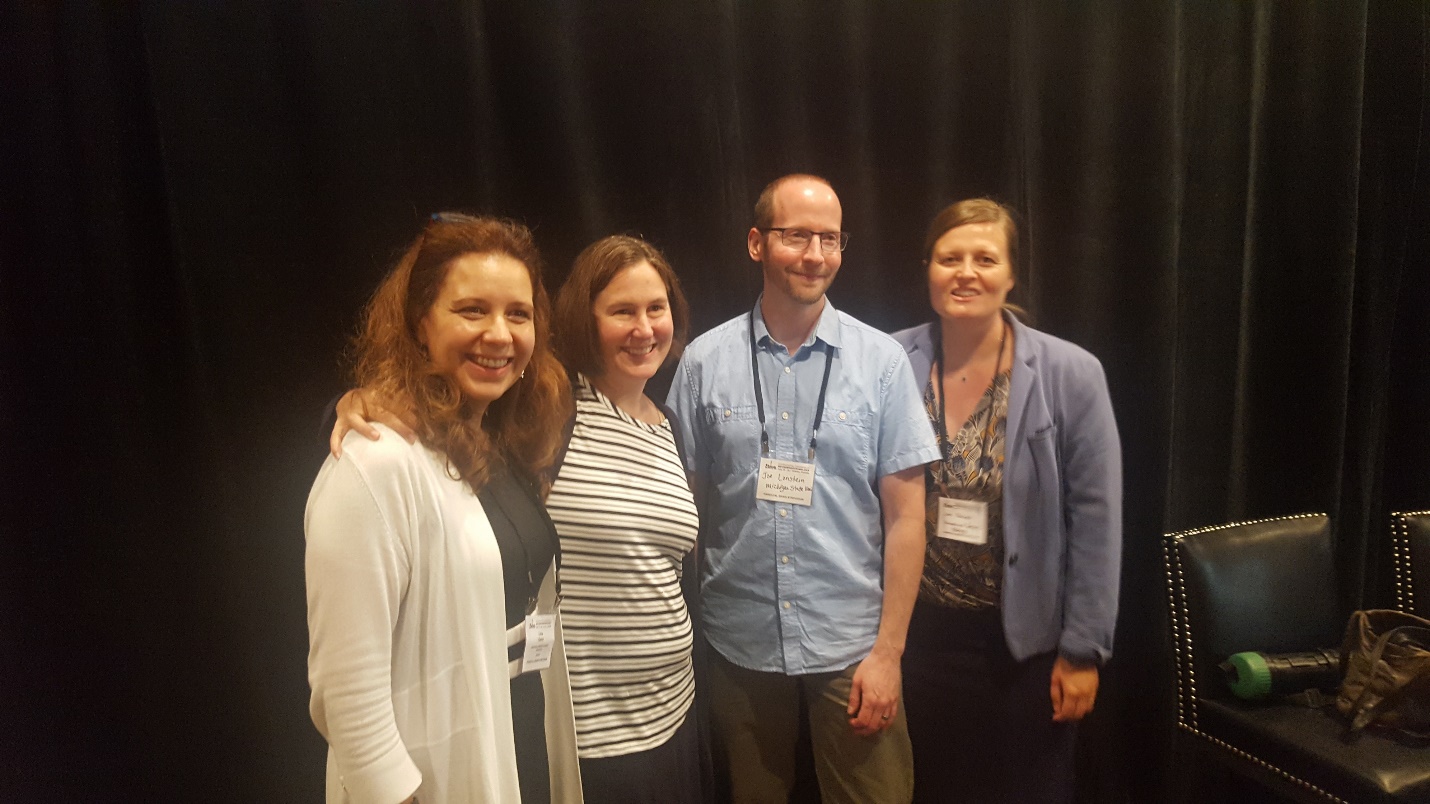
[1163,513,1430,803]
[1391,510,1430,616]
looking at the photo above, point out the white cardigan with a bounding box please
[305,426,582,804]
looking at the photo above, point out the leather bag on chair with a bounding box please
[1336,609,1430,737]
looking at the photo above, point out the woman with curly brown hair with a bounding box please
[305,213,581,804]
[332,234,706,803]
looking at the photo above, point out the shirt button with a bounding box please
[724,409,732,417]
[779,509,788,518]
[838,411,847,421]
[781,555,790,564]
[784,366,792,374]
[781,411,790,420]
[783,601,792,609]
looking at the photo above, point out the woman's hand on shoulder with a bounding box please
[331,388,418,458]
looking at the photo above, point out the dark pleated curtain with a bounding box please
[3,1,1427,801]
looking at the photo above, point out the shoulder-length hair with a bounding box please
[352,213,571,492]
[552,235,690,379]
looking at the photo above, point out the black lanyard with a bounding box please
[481,466,561,615]
[749,312,835,460]
[933,319,1007,471]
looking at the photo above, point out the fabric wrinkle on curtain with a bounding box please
[1227,0,1272,519]
[5,1,1429,802]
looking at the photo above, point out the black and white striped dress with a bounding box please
[546,373,699,760]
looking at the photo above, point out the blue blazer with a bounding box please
[891,317,1122,665]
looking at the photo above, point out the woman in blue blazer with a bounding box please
[890,199,1122,803]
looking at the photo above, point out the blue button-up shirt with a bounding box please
[667,298,940,674]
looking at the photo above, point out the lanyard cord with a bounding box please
[933,318,1007,470]
[514,469,545,615]
[486,465,559,615]
[749,312,835,460]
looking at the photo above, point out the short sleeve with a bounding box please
[665,353,707,474]
[874,348,940,477]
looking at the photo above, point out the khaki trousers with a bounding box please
[708,649,913,804]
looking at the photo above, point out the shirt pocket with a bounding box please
[813,406,872,483]
[702,403,762,474]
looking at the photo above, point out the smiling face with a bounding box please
[418,251,535,419]
[927,222,1016,323]
[748,178,843,308]
[592,260,673,387]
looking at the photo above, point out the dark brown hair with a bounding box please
[553,235,690,378]
[753,173,834,229]
[353,214,571,492]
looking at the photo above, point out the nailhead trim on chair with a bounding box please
[1164,513,1340,803]
[1166,512,1327,541]
[1391,510,1427,614]
[1164,513,1326,729]
[1180,726,1349,804]
[1163,533,1194,728]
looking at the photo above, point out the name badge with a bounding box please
[522,613,556,672]
[937,497,988,545]
[756,458,816,506]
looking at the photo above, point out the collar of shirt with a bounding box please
[667,296,942,675]
[751,294,844,355]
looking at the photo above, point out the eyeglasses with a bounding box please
[760,227,850,253]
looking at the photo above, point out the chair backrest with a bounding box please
[1163,513,1343,726]
[1392,510,1430,616]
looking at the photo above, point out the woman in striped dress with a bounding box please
[547,236,702,804]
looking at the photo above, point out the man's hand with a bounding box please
[846,647,902,737]
[841,465,922,738]
[330,388,418,458]
[1050,655,1099,722]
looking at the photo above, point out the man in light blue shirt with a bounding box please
[667,175,939,802]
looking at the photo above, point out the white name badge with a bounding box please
[937,497,988,545]
[756,458,816,506]
[522,613,556,672]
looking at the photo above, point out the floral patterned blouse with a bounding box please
[919,370,1011,610]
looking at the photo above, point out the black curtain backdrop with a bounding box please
[4,2,1428,802]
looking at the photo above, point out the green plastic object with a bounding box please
[1225,651,1273,700]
